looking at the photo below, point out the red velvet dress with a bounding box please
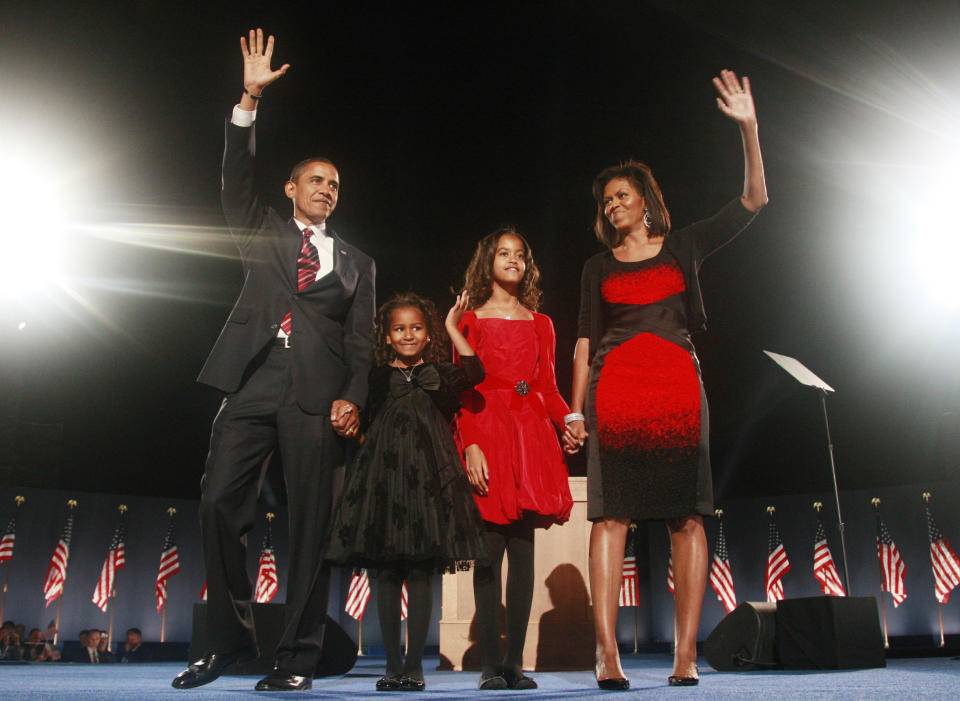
[455,311,573,525]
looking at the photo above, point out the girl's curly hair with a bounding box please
[374,292,450,367]
[461,226,542,311]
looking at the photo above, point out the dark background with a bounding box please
[1,0,958,502]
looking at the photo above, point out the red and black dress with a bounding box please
[577,198,757,521]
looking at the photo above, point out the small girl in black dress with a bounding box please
[325,292,487,692]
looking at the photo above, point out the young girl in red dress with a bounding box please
[455,227,573,690]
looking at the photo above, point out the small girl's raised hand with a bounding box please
[445,292,470,332]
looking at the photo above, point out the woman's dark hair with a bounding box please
[462,226,542,311]
[592,160,671,248]
[374,292,449,366]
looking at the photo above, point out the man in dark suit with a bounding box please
[172,29,375,692]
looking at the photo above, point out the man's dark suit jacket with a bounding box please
[198,121,375,415]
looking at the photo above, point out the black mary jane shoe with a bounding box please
[597,677,631,691]
[254,669,313,691]
[171,646,258,689]
[376,675,402,691]
[668,664,700,686]
[503,669,537,690]
[398,675,426,691]
[478,674,508,690]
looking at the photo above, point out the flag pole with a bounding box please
[0,496,25,622]
[937,602,945,648]
[107,504,126,646]
[871,499,889,648]
[923,493,946,647]
[357,619,364,656]
[53,499,78,646]
[161,507,176,643]
[632,604,638,654]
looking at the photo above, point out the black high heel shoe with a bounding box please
[597,677,630,690]
[667,663,699,686]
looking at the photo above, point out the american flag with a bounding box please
[156,517,181,613]
[345,569,371,621]
[619,526,639,607]
[0,511,18,564]
[92,515,127,612]
[710,516,737,614]
[400,580,409,621]
[765,510,790,603]
[813,518,846,597]
[667,555,675,596]
[925,501,960,604]
[43,511,75,606]
[254,526,278,604]
[875,510,906,607]
[200,580,207,601]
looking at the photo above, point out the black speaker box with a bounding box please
[704,601,779,671]
[776,596,885,670]
[189,603,357,676]
[706,596,886,672]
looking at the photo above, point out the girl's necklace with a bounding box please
[394,361,422,382]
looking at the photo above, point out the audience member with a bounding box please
[24,628,60,662]
[120,628,151,663]
[0,625,23,661]
[97,630,116,663]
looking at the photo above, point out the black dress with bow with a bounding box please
[325,358,488,573]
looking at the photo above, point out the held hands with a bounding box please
[330,399,360,438]
[241,28,290,96]
[445,292,470,333]
[464,443,489,496]
[562,420,588,454]
[712,69,757,127]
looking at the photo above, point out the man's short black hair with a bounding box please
[289,157,338,183]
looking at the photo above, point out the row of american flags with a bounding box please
[0,501,280,615]
[3,493,958,627]
[616,495,960,615]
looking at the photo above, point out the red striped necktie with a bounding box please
[279,227,321,336]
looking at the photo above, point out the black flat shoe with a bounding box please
[376,675,402,691]
[503,669,537,690]
[478,674,508,690]
[254,670,313,691]
[171,646,258,689]
[398,675,426,691]
[597,677,630,690]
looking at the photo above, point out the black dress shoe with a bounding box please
[503,669,537,690]
[597,677,630,690]
[398,675,426,691]
[376,675,402,691]
[254,670,313,691]
[171,647,257,689]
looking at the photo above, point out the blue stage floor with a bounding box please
[2,655,958,699]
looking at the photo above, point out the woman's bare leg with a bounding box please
[667,515,707,679]
[589,517,630,680]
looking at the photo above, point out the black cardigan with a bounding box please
[577,197,758,362]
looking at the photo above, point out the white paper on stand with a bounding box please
[763,350,835,393]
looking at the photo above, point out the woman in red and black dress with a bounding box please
[564,69,768,689]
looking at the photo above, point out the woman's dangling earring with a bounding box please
[643,208,654,230]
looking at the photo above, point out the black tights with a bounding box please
[377,568,431,680]
[473,518,535,679]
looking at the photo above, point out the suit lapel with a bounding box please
[283,219,302,287]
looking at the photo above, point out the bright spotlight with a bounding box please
[0,153,71,299]
[909,162,960,310]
